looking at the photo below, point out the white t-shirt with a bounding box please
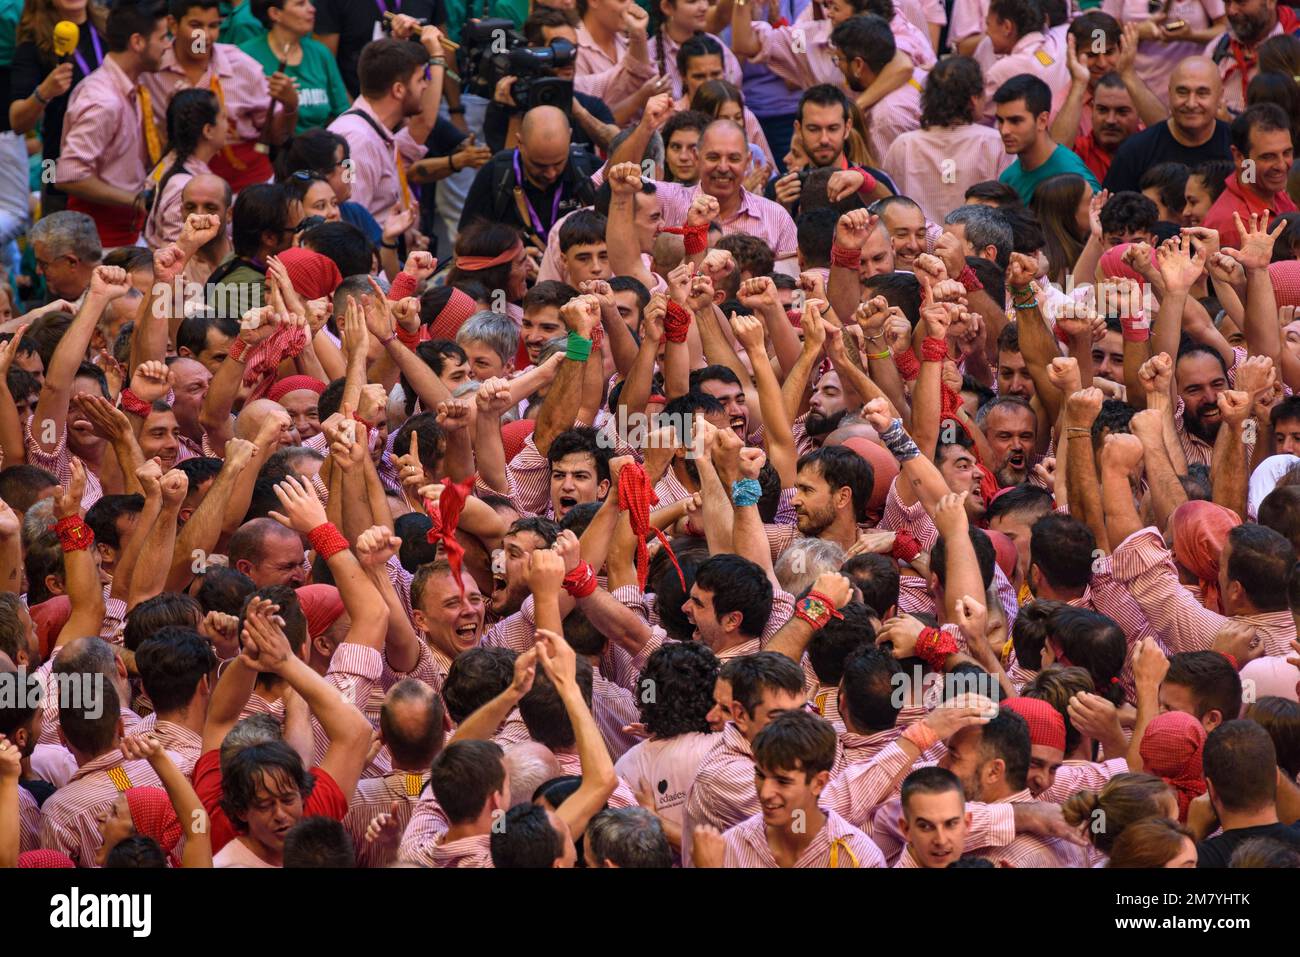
[614,732,719,835]
[213,837,279,868]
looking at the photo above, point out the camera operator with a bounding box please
[482,11,619,155]
[460,104,599,245]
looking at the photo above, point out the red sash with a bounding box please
[66,195,143,248]
[208,140,274,194]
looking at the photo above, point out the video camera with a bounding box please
[459,18,576,113]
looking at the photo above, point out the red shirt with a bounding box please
[193,749,349,853]
[1200,171,1298,249]
[1073,132,1115,185]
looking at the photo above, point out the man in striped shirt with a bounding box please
[129,627,217,778]
[895,766,971,868]
[693,709,886,868]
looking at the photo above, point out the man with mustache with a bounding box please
[1057,73,1143,185]
[1199,103,1297,249]
[976,396,1039,488]
[1102,58,1232,195]
[1207,0,1300,114]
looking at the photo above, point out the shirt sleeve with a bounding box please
[1109,527,1229,653]
[53,82,101,183]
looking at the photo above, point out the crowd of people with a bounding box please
[2,0,1300,871]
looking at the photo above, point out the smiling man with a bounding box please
[1200,103,1297,249]
[410,559,489,689]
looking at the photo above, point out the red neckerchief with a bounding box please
[1227,7,1299,101]
[425,475,476,599]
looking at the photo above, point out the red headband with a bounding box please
[456,240,523,272]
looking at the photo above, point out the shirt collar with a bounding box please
[70,748,126,781]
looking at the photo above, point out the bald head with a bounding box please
[1168,57,1222,141]
[503,742,562,808]
[381,678,446,769]
[518,107,573,188]
[702,118,747,152]
[183,173,233,220]
[227,518,306,587]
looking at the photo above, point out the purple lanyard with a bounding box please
[513,149,563,240]
[71,27,103,79]
[374,0,397,15]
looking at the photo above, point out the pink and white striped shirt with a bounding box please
[397,789,451,866]
[970,789,1088,867]
[1040,757,1130,805]
[25,418,104,511]
[343,769,431,869]
[18,786,41,853]
[38,749,172,866]
[973,32,1069,123]
[430,832,494,868]
[881,124,1011,224]
[574,21,656,106]
[327,95,428,219]
[651,181,798,261]
[127,714,202,777]
[865,70,924,168]
[55,56,150,198]
[721,808,887,867]
[141,44,271,147]
[1110,527,1298,658]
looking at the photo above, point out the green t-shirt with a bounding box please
[219,0,266,47]
[0,0,23,67]
[240,34,352,134]
[998,144,1102,204]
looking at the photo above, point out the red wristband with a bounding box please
[958,265,983,293]
[848,166,878,195]
[562,561,598,599]
[891,529,921,563]
[894,348,920,381]
[228,337,250,363]
[914,626,959,671]
[395,325,421,349]
[54,515,94,552]
[1121,314,1150,343]
[793,590,845,630]
[830,242,862,270]
[920,337,947,363]
[664,300,692,343]
[1218,651,1239,671]
[307,522,349,560]
[119,388,152,418]
[662,222,709,256]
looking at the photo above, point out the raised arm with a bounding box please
[1098,433,1146,549]
[241,599,373,800]
[1230,211,1286,364]
[533,295,601,457]
[538,629,618,835]
[32,266,131,454]
[121,735,212,868]
[51,459,105,651]
[731,310,796,487]
[1063,388,1110,552]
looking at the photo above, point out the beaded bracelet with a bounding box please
[307,522,350,560]
[792,590,845,630]
[731,478,762,507]
[565,332,593,362]
[894,348,920,381]
[1012,298,1039,311]
[54,515,94,552]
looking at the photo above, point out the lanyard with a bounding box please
[374,0,398,14]
[513,149,563,239]
[72,27,103,79]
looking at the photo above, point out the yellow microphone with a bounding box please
[52,20,79,60]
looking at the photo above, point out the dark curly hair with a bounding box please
[637,641,721,739]
[921,56,984,129]
[220,741,315,833]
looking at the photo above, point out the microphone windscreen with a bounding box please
[52,20,79,58]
